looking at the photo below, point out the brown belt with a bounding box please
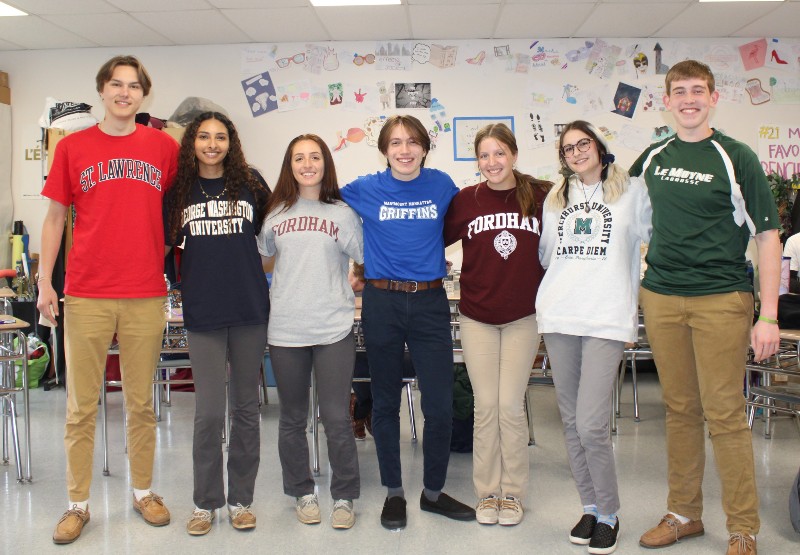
[367,278,443,293]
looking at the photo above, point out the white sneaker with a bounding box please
[331,499,355,529]
[295,493,321,525]
[498,496,523,526]
[476,495,500,525]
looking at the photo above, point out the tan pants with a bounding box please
[640,288,759,534]
[459,313,539,501]
[63,295,165,501]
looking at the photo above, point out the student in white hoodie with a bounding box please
[536,120,651,555]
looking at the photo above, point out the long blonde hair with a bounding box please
[546,120,629,211]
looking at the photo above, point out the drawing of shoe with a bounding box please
[467,51,485,65]
[771,49,788,64]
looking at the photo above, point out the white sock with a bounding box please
[583,504,598,517]
[671,512,690,524]
[228,504,239,513]
[68,500,88,511]
[133,488,151,501]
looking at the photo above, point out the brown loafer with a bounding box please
[133,492,171,526]
[639,513,704,548]
[53,505,90,544]
[727,533,757,555]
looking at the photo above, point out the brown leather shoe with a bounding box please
[228,504,256,530]
[727,533,757,555]
[639,513,704,548]
[133,492,171,526]
[53,505,90,544]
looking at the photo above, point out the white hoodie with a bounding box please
[536,172,652,343]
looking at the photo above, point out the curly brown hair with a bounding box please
[165,112,269,244]
[267,134,341,215]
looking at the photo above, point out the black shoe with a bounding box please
[380,496,407,530]
[570,513,597,545]
[419,491,476,521]
[588,518,620,555]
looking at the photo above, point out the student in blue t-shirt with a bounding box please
[341,114,476,530]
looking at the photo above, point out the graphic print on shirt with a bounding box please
[182,199,255,237]
[272,215,340,242]
[555,202,613,260]
[379,199,438,220]
[651,165,714,186]
[467,212,541,260]
[79,159,165,192]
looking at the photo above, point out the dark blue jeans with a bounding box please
[362,283,454,491]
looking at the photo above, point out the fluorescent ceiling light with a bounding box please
[311,0,401,6]
[0,2,27,16]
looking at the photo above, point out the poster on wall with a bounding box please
[452,116,515,161]
[758,123,800,180]
[395,83,431,108]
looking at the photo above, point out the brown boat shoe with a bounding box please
[133,492,171,526]
[52,505,90,544]
[639,513,704,548]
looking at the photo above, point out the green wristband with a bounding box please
[758,316,778,325]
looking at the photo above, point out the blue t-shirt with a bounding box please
[341,167,458,281]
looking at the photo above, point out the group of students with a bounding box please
[35,55,778,555]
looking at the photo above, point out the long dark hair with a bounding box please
[165,111,268,243]
[267,134,341,214]
[474,123,551,218]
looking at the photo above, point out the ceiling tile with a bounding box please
[106,0,214,11]
[0,16,96,48]
[655,3,782,37]
[208,0,306,6]
[410,4,500,40]
[130,9,251,45]
[315,5,410,41]
[496,3,594,39]
[223,7,330,43]
[733,3,800,38]
[3,0,118,15]
[40,13,173,47]
[576,3,687,38]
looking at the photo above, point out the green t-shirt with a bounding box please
[630,130,778,296]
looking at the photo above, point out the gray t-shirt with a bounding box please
[257,197,364,347]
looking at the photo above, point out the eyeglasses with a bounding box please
[276,53,305,68]
[353,53,375,66]
[560,137,593,157]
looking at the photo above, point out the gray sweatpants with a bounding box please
[187,323,268,510]
[543,333,623,515]
[269,331,360,500]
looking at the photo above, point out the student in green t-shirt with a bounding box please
[629,60,780,555]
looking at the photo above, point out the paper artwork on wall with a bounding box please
[585,39,620,80]
[452,116,514,161]
[619,124,652,152]
[530,43,562,70]
[770,76,800,105]
[351,52,376,68]
[757,123,800,179]
[412,43,458,69]
[652,43,670,75]
[274,51,306,71]
[739,39,767,72]
[639,85,666,112]
[465,50,486,66]
[703,44,741,72]
[304,45,328,74]
[376,41,413,70]
[332,127,366,152]
[276,80,314,112]
[377,81,392,110]
[241,45,276,76]
[565,40,594,63]
[329,83,343,106]
[395,83,432,109]
[363,115,387,146]
[562,84,579,105]
[611,82,641,119]
[575,84,614,117]
[766,38,793,70]
[745,78,771,105]
[526,83,560,114]
[343,82,380,112]
[524,112,552,150]
[241,72,278,117]
[652,125,675,142]
[715,72,746,104]
[429,98,451,133]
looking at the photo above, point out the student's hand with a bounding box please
[751,319,780,362]
[349,263,365,292]
[36,281,59,327]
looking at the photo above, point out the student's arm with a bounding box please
[261,255,275,273]
[752,228,781,361]
[36,200,69,326]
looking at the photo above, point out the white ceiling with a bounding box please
[0,0,798,51]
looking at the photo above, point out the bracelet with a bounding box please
[758,316,778,325]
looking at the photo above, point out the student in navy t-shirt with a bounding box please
[341,115,475,530]
[164,112,270,536]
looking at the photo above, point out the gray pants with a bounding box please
[269,331,360,500]
[187,323,267,510]
[543,333,623,514]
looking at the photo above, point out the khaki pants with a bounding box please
[640,288,759,534]
[459,313,539,501]
[63,296,165,501]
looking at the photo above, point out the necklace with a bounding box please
[197,178,227,200]
[580,180,602,213]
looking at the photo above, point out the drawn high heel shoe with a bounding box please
[771,49,788,64]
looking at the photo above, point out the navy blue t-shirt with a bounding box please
[164,173,270,331]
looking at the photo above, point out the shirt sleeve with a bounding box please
[632,176,653,243]
[443,189,467,247]
[736,147,780,235]
[784,235,800,272]
[538,196,558,270]
[629,150,648,179]
[341,207,364,265]
[42,138,73,206]
[257,212,277,257]
[340,179,360,211]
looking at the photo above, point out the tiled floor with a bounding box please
[2,373,799,554]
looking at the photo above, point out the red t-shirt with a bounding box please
[43,124,179,298]
[444,181,546,325]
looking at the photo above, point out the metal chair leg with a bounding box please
[405,382,417,443]
[102,379,110,476]
[311,369,320,476]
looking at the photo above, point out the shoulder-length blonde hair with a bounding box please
[546,120,629,211]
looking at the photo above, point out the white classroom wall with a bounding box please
[0,37,798,268]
